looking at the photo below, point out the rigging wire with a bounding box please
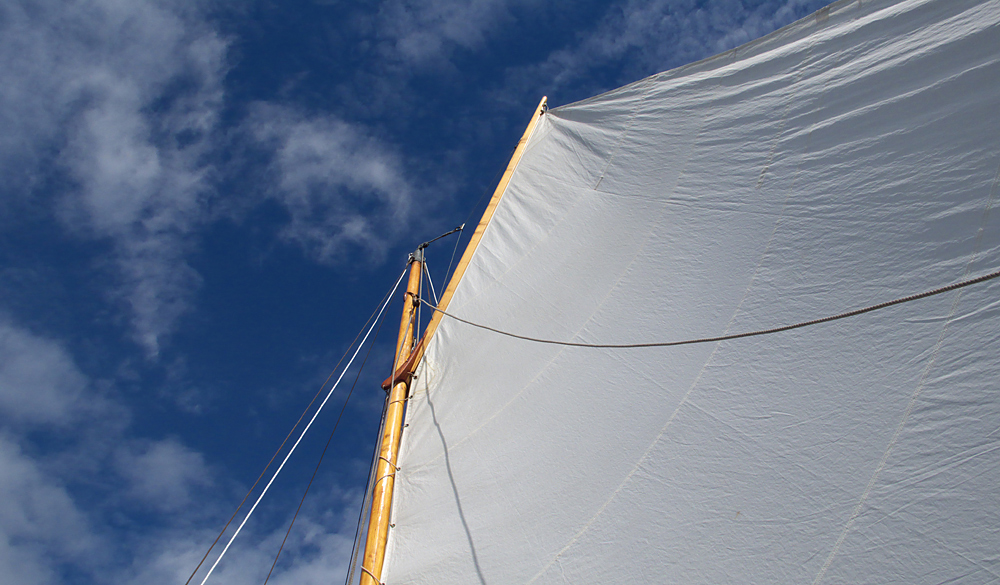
[438,142,518,290]
[417,261,423,348]
[423,262,440,306]
[263,288,393,585]
[183,272,402,585]
[441,223,465,295]
[353,267,422,583]
[196,267,409,585]
[420,268,1000,349]
[345,399,388,585]
[417,225,461,319]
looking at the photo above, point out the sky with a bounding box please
[0,0,835,583]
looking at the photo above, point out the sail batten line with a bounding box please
[197,267,408,585]
[420,267,1000,349]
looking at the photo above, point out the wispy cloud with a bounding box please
[0,436,98,584]
[0,0,422,356]
[0,0,227,357]
[121,514,357,585]
[374,0,541,66]
[0,0,415,575]
[115,438,214,512]
[0,311,377,585]
[0,319,89,425]
[507,0,829,99]
[0,317,360,585]
[246,103,413,264]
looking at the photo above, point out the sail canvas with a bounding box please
[382,0,1000,582]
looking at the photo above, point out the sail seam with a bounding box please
[592,77,655,191]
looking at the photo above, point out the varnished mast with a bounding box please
[360,249,422,585]
[359,97,548,584]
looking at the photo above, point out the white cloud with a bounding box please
[0,436,97,585]
[375,0,541,66]
[247,104,414,264]
[258,517,355,585]
[0,319,89,426]
[0,0,226,357]
[0,0,430,356]
[511,0,828,96]
[120,504,359,585]
[116,438,213,512]
[0,317,221,583]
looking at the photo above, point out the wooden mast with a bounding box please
[358,97,547,584]
[360,249,422,585]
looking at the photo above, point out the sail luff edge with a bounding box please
[410,96,548,367]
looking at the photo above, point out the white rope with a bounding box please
[198,267,408,585]
[423,262,439,305]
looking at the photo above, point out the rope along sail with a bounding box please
[421,268,1000,349]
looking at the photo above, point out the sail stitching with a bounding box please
[522,57,829,579]
[522,102,816,581]
[592,77,655,191]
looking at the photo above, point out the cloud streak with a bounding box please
[506,0,831,100]
[0,0,420,356]
[1,0,227,356]
[247,103,413,264]
[0,319,89,425]
[374,0,542,66]
[0,436,98,584]
[0,314,365,585]
[116,438,214,512]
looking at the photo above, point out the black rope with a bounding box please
[421,268,1000,349]
[345,399,388,585]
[262,290,393,585]
[184,273,400,585]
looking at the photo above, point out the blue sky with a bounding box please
[0,0,834,583]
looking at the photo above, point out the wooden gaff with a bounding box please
[360,253,422,585]
[406,96,547,368]
[358,97,547,583]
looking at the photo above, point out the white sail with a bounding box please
[383,0,1000,582]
